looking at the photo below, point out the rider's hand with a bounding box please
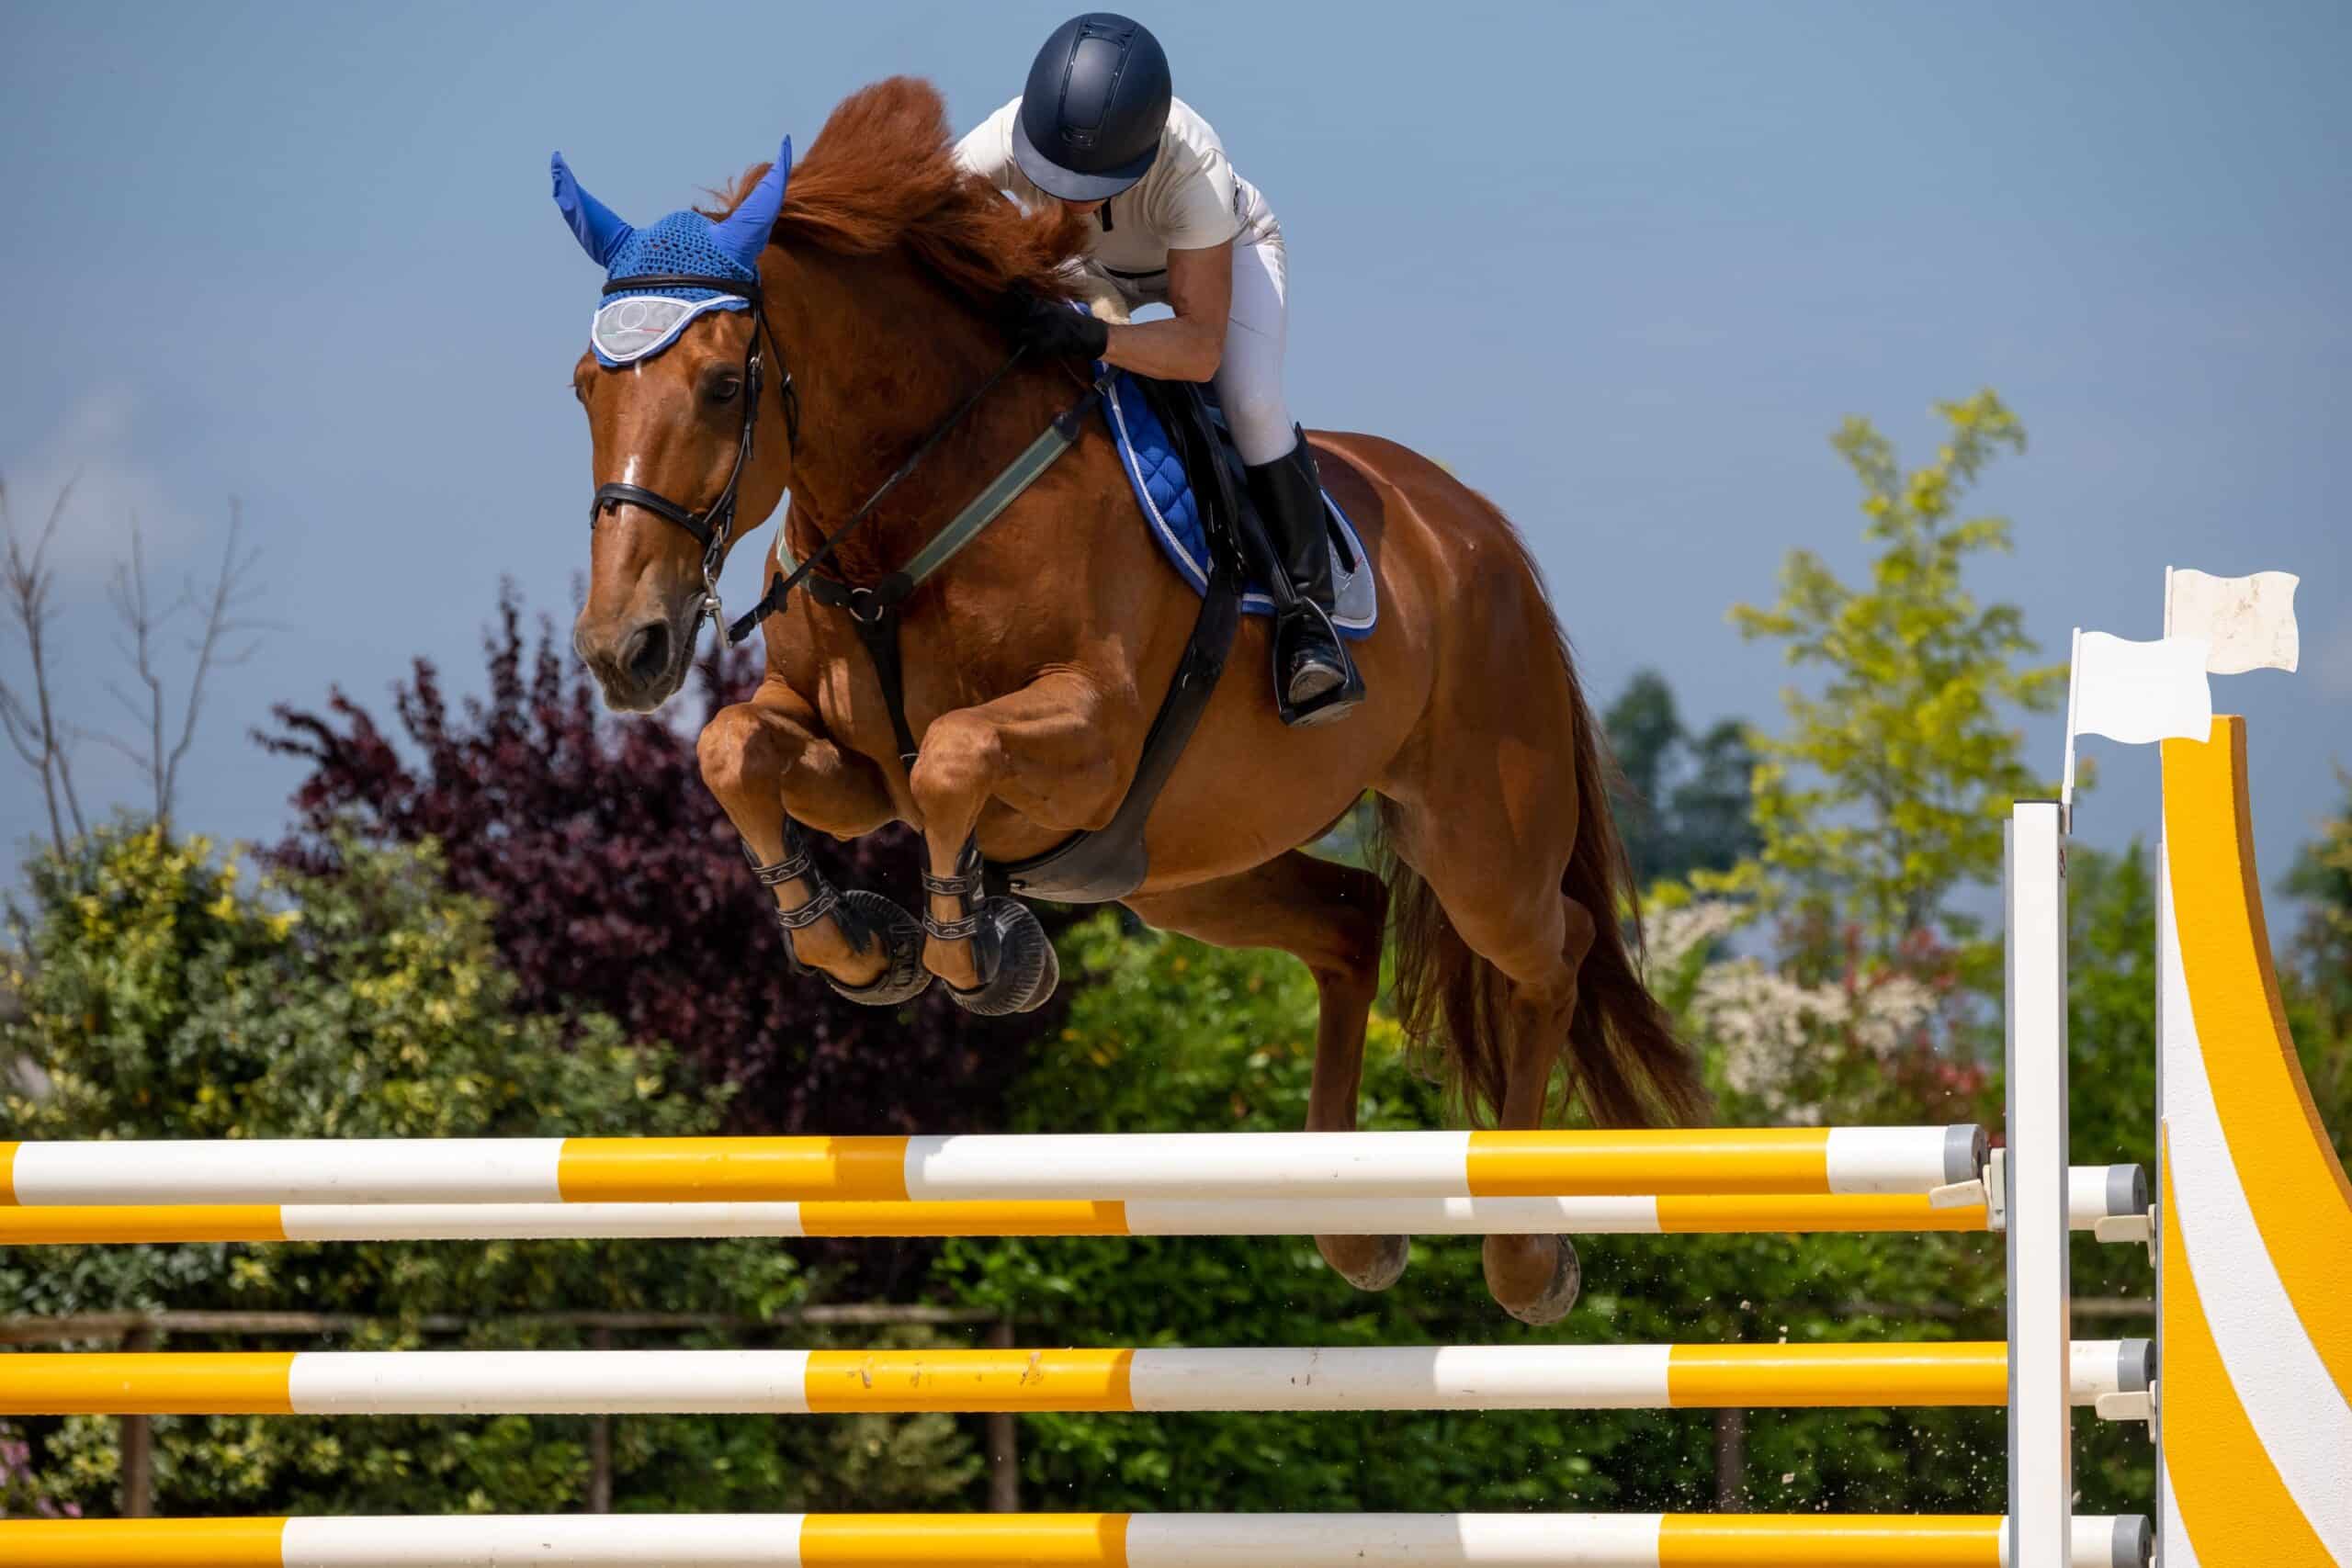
[1008,291,1112,362]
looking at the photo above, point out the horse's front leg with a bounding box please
[698,677,928,1005]
[907,670,1135,1012]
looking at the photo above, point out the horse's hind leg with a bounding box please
[1123,849,1406,1293]
[1385,794,1597,1325]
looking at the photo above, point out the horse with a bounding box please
[562,77,1703,1322]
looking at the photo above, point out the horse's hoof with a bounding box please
[945,897,1059,1017]
[824,890,933,1008]
[1484,1234,1582,1325]
[1317,1233,1409,1292]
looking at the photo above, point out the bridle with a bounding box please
[586,272,798,645]
[586,271,1109,771]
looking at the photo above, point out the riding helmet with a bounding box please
[1012,13,1172,202]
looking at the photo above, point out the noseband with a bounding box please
[587,272,799,644]
[584,272,1113,775]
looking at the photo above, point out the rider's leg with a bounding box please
[1216,240,1363,726]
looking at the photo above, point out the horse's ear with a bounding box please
[711,137,791,274]
[551,152,635,267]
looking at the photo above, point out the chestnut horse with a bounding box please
[566,79,1702,1321]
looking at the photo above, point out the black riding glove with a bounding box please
[1010,292,1111,362]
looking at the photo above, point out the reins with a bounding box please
[721,341,1036,645]
[589,270,1109,765]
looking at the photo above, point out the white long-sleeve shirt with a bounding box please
[955,94,1279,309]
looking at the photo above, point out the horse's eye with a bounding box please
[707,375,743,404]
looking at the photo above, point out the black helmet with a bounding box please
[1012,13,1171,202]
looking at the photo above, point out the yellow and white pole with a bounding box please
[0,1340,2154,1416]
[0,1165,2145,1247]
[0,1126,1986,1209]
[0,1512,2153,1568]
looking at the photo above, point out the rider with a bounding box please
[955,12,1363,726]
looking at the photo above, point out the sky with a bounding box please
[2,0,2346,899]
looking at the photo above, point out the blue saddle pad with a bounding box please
[1102,372,1376,639]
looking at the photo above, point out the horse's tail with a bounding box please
[1376,624,1707,1132]
[1552,657,1709,1127]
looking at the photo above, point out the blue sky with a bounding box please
[2,0,2345,893]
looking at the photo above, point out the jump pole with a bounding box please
[0,1126,1985,1208]
[0,1340,2155,1417]
[0,1164,2145,1247]
[0,1512,2155,1568]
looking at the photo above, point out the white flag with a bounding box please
[2165,568,2301,674]
[2072,631,2214,745]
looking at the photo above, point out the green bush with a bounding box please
[935,913,2090,1515]
[1,827,969,1517]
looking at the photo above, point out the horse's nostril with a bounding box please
[621,621,672,688]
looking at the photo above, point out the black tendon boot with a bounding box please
[1242,430,1365,726]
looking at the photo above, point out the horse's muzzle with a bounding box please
[575,609,691,713]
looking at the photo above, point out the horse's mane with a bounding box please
[701,76,1088,303]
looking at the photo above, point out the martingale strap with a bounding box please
[729,370,1112,770]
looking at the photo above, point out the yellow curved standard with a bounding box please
[2157,717,2352,1564]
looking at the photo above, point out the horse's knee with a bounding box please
[906,712,1004,818]
[696,705,802,807]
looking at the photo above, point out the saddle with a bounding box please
[991,374,1247,903]
[1108,377,1376,637]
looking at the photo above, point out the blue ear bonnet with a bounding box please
[552,139,791,367]
[605,213,760,302]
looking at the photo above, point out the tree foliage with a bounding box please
[257,585,1064,1142]
[931,915,2145,1517]
[1728,392,2065,961]
[2281,765,2352,1164]
[1602,671,1760,887]
[0,826,973,1518]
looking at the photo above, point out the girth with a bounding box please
[743,371,1112,768]
[762,374,1243,904]
[593,288,1243,907]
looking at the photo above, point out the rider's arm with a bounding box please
[1102,239,1231,383]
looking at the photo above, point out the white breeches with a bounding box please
[1213,237,1295,466]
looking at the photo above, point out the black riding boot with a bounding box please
[1243,431,1365,726]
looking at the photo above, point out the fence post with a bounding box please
[1711,1408,1746,1511]
[119,1326,153,1517]
[588,1325,613,1513]
[985,1317,1020,1512]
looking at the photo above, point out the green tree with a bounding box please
[2281,766,2352,1165]
[1728,392,2066,964]
[937,915,2074,1517]
[1603,671,1761,886]
[1,827,972,1517]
